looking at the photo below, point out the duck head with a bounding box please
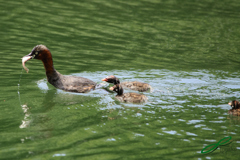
[228,100,240,109]
[22,45,52,73]
[109,84,123,95]
[102,75,120,85]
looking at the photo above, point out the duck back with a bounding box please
[121,81,152,92]
[116,92,148,103]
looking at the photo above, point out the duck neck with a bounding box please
[41,57,57,76]
[234,101,240,109]
[117,86,124,95]
[41,56,62,88]
[114,78,120,85]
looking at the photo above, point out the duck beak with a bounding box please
[22,53,32,73]
[102,78,108,82]
[109,87,114,91]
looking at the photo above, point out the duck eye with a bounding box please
[32,51,39,58]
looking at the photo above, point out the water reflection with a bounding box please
[19,89,58,150]
[19,104,31,129]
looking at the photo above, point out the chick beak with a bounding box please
[102,78,108,82]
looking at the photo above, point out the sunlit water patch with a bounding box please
[35,69,239,111]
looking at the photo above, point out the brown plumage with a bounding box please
[109,84,148,103]
[102,75,152,92]
[22,45,96,93]
[228,100,240,116]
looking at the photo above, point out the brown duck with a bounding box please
[102,75,152,92]
[22,45,96,93]
[109,84,148,103]
[228,100,240,116]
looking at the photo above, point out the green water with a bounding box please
[1,0,240,159]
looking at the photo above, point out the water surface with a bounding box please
[1,0,240,159]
